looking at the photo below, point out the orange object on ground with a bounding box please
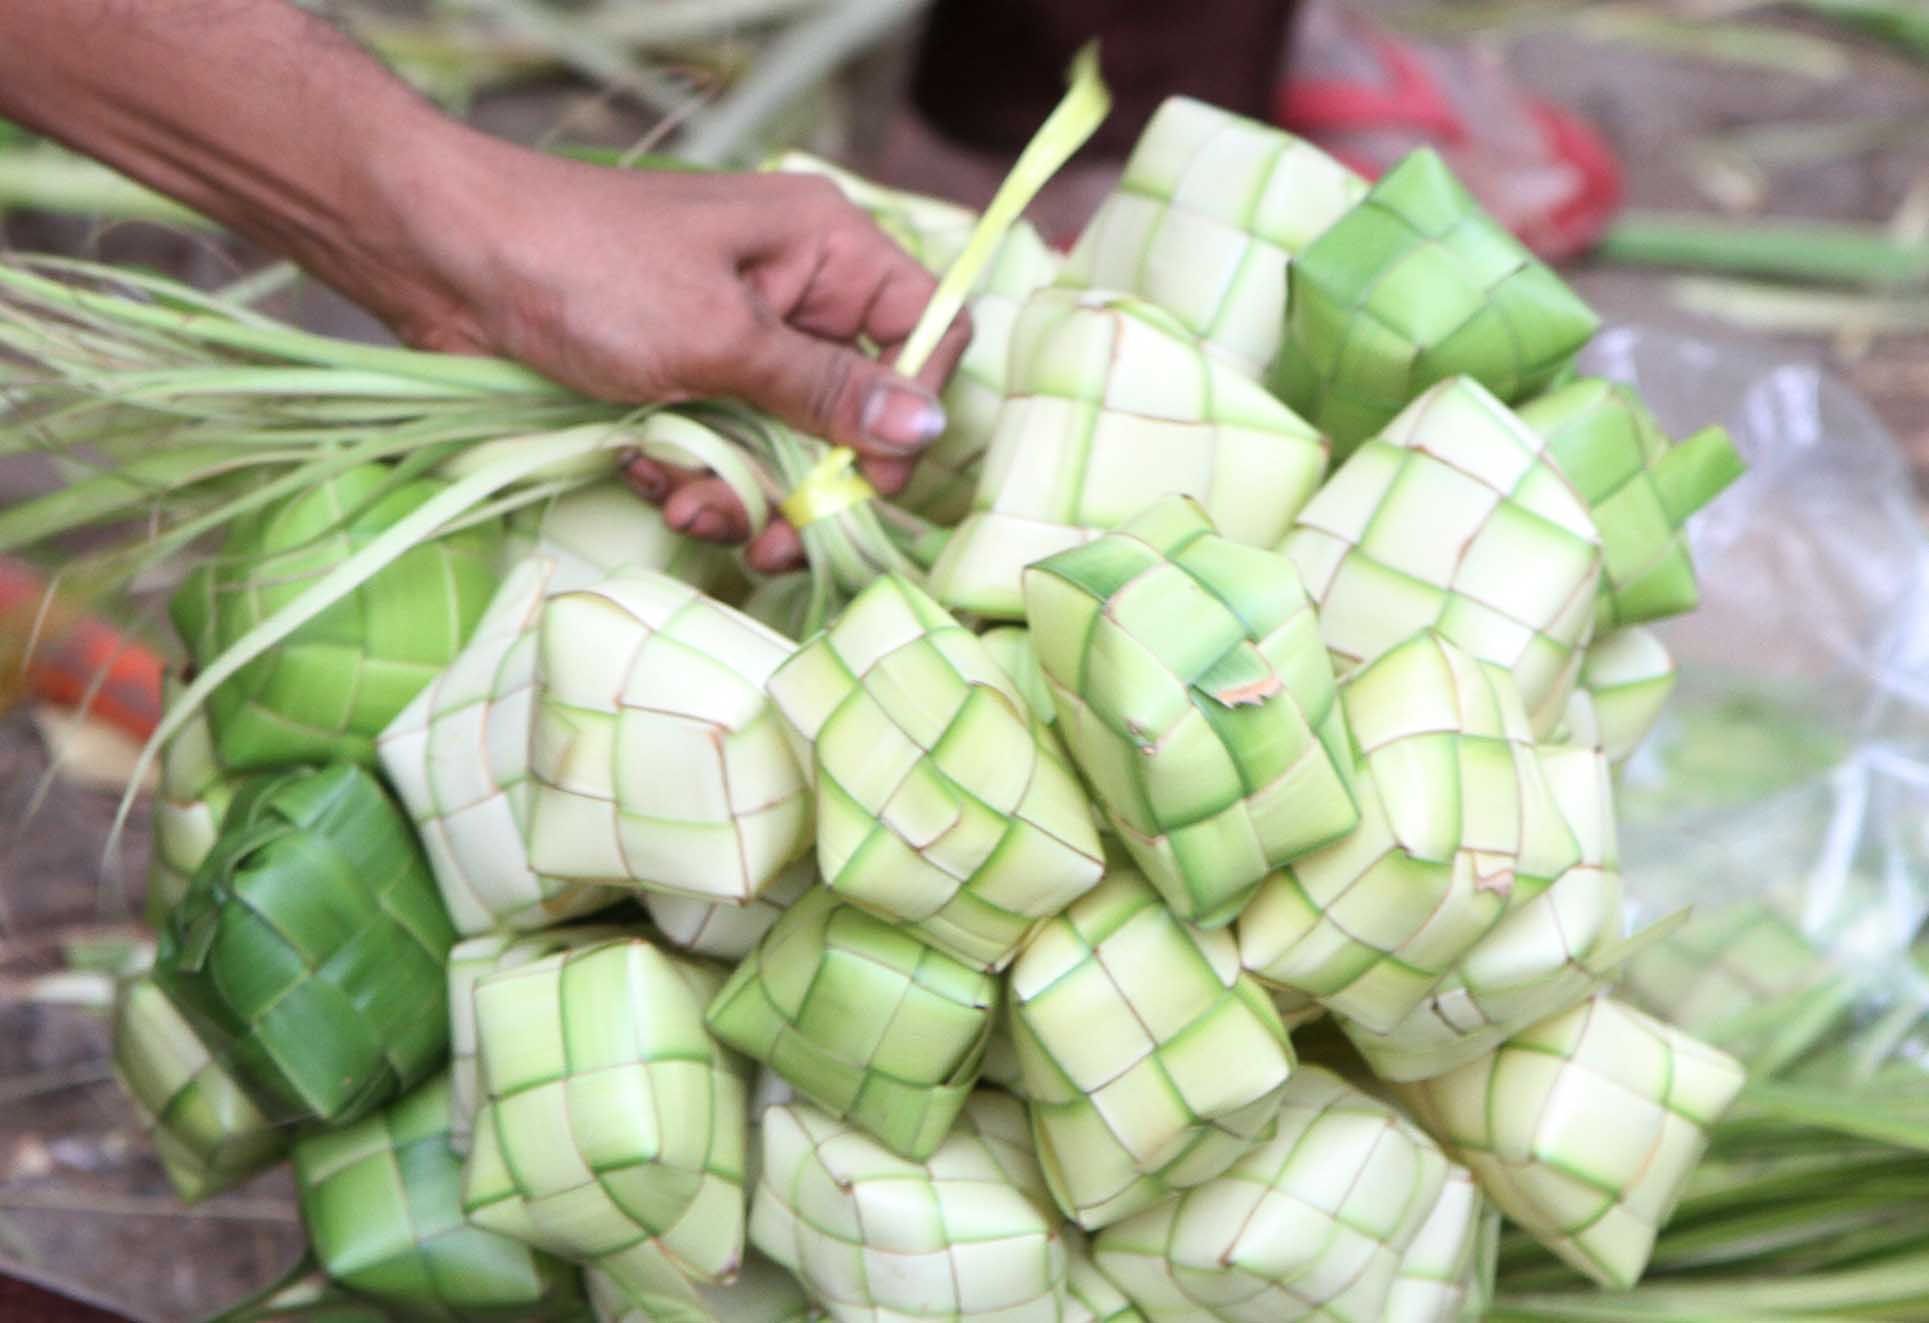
[0,557,164,742]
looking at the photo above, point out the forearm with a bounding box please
[0,0,486,329]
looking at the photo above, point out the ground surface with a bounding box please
[1,4,1925,1318]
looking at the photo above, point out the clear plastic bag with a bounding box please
[1594,325,1929,1076]
[1595,324,1929,933]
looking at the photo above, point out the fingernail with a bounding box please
[689,510,727,541]
[860,381,946,454]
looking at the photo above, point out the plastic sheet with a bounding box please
[1593,327,1929,1099]
[6,325,1929,1320]
[1592,326,1929,962]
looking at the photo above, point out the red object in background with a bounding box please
[1275,14,1624,262]
[0,557,164,742]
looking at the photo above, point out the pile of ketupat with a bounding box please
[6,59,1765,1323]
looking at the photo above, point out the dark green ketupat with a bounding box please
[152,762,457,1126]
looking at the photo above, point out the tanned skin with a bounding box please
[0,0,970,568]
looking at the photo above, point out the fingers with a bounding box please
[729,320,950,462]
[858,453,917,498]
[746,520,805,573]
[620,454,672,503]
[663,476,752,543]
[618,454,804,572]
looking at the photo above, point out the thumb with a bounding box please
[739,322,948,459]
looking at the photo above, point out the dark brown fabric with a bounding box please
[912,0,1304,156]
[0,1273,134,1323]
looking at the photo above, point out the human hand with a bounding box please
[382,147,972,571]
[0,1,971,570]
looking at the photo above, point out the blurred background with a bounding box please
[2,1,1927,1318]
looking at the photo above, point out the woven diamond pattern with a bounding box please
[766,575,1104,971]
[1519,378,1743,631]
[929,287,1329,619]
[169,464,502,771]
[1024,497,1358,927]
[1400,996,1745,1290]
[1283,377,1603,731]
[750,1093,1069,1323]
[1336,745,1635,1081]
[1238,632,1580,1036]
[707,886,999,1160]
[1009,868,1296,1231]
[1091,1066,1451,1323]
[1062,96,1367,378]
[462,938,749,1294]
[381,558,622,936]
[526,570,812,903]
[111,973,285,1203]
[295,1075,580,1320]
[445,924,631,1157]
[1270,148,1599,453]
[153,762,457,1125]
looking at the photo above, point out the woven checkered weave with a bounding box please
[1271,148,1598,454]
[152,762,456,1125]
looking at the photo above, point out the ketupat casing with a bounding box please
[380,557,624,936]
[151,761,457,1126]
[929,287,1330,619]
[1060,95,1368,379]
[1282,376,1603,735]
[462,938,749,1295]
[146,673,245,927]
[1008,867,1297,1231]
[111,972,287,1203]
[765,574,1105,971]
[1023,497,1358,927]
[705,885,998,1161]
[169,463,501,771]
[1555,625,1677,764]
[1516,377,1744,632]
[525,570,813,904]
[293,1074,582,1320]
[1398,995,1746,1290]
[1270,147,1599,453]
[751,1093,1071,1323]
[1331,744,1656,1082]
[1237,631,1581,1035]
[444,923,635,1157]
[1090,1065,1456,1323]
